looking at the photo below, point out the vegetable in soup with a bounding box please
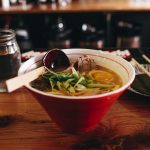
[31,64,122,96]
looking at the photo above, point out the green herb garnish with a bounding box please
[41,68,115,95]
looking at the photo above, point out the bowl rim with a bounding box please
[20,48,135,100]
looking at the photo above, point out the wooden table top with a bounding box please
[0,87,149,150]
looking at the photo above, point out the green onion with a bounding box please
[87,83,115,88]
[42,67,116,94]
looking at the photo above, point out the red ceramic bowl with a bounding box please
[19,49,135,133]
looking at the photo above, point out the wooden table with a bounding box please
[0,88,149,150]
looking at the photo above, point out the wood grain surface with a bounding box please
[1,1,150,15]
[0,88,150,150]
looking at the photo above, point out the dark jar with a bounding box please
[0,29,21,92]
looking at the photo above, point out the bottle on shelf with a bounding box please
[116,21,142,48]
[18,0,27,5]
[1,0,10,8]
[0,16,12,29]
[32,0,57,5]
[47,17,72,49]
[11,16,33,52]
[48,0,57,4]
[7,0,28,6]
[78,23,105,49]
[9,0,18,6]
[58,0,71,6]
[32,0,44,5]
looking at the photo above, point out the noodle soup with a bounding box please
[31,57,122,96]
[18,48,135,133]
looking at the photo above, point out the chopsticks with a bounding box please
[6,66,45,93]
[138,49,150,64]
[102,49,150,77]
[130,58,150,77]
[128,49,150,77]
[140,52,150,64]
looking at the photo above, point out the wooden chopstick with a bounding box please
[138,49,150,64]
[6,66,45,93]
[131,58,150,77]
[142,54,150,64]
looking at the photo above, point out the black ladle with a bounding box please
[6,49,71,92]
[43,49,70,71]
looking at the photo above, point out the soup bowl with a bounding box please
[19,49,135,133]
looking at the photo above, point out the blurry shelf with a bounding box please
[1,1,150,15]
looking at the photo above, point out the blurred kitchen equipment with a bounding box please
[9,0,18,6]
[58,0,71,6]
[47,17,72,49]
[116,21,141,48]
[0,29,21,92]
[11,17,33,52]
[48,0,57,4]
[78,23,105,49]
[1,0,10,8]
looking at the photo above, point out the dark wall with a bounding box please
[1,12,150,51]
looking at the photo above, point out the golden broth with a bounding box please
[31,65,122,96]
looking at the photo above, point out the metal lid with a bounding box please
[0,29,16,43]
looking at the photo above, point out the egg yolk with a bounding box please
[89,70,114,83]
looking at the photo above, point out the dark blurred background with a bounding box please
[1,0,150,52]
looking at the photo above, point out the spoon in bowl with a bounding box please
[43,49,70,72]
[6,49,71,92]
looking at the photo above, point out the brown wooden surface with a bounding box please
[1,1,150,15]
[0,87,149,150]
